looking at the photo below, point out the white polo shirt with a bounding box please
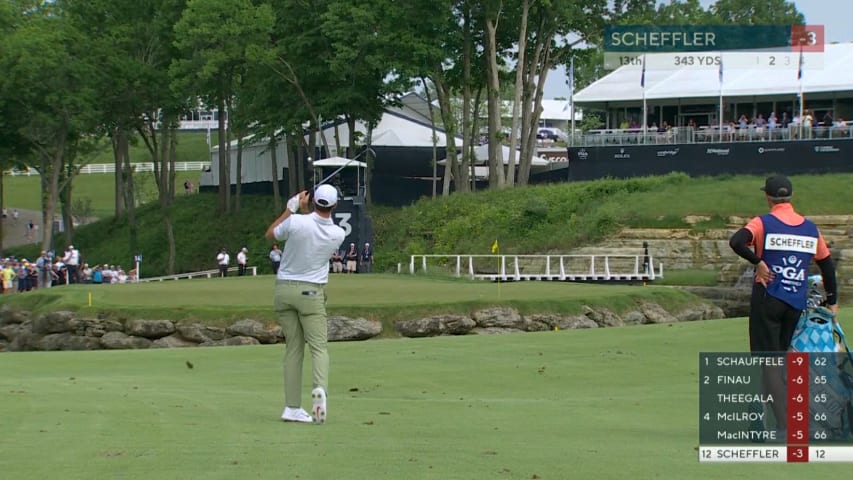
[274,212,345,284]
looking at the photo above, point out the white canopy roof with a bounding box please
[312,156,367,168]
[574,43,853,107]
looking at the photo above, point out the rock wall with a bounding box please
[0,299,725,352]
[573,215,853,292]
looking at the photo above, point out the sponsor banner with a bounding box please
[566,139,853,182]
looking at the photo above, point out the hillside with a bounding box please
[7,172,853,278]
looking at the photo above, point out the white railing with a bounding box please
[407,254,662,282]
[137,265,257,283]
[7,162,211,176]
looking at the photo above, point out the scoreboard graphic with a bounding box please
[699,352,853,463]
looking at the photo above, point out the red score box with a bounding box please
[791,25,824,52]
[788,446,809,463]
[786,352,810,448]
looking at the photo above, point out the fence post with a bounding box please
[455,256,461,277]
[409,256,415,275]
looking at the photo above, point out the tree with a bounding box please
[709,0,804,25]
[0,4,101,251]
[172,0,274,214]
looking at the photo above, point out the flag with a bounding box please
[797,47,804,80]
[718,56,723,85]
[568,57,575,93]
[491,240,499,254]
[640,54,646,88]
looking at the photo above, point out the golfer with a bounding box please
[265,185,345,424]
[729,174,838,431]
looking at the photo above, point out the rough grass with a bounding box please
[0,274,699,332]
[1,316,851,479]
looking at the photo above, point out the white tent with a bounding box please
[440,144,550,166]
[574,43,853,107]
[306,110,461,151]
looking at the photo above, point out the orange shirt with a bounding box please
[744,203,831,261]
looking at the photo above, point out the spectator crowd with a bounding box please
[1,245,137,295]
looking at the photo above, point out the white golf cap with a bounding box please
[314,184,338,207]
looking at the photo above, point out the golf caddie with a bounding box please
[265,185,345,424]
[728,174,838,432]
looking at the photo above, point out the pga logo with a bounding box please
[771,255,805,282]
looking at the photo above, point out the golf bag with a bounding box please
[789,305,853,441]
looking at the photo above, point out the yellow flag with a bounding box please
[491,239,499,254]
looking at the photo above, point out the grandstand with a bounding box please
[569,43,853,180]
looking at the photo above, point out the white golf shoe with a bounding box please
[281,407,313,423]
[311,387,327,425]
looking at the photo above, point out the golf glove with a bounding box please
[287,194,301,214]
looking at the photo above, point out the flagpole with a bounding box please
[718,52,724,141]
[569,57,575,147]
[798,45,804,139]
[641,54,647,144]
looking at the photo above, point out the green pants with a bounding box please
[274,281,329,408]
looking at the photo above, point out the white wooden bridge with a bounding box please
[407,254,662,282]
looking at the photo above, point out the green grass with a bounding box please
[3,173,181,219]
[9,172,853,278]
[655,269,719,287]
[1,316,850,479]
[4,131,212,217]
[0,274,699,330]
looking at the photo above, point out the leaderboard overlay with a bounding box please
[700,352,853,463]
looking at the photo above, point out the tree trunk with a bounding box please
[217,98,229,213]
[433,74,457,197]
[40,147,63,253]
[269,135,281,212]
[469,86,484,191]
[112,128,126,218]
[423,78,439,199]
[121,136,137,252]
[506,0,530,188]
[287,133,298,197]
[60,177,73,248]
[459,7,473,194]
[485,17,505,189]
[519,45,551,185]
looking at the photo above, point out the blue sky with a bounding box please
[545,0,853,98]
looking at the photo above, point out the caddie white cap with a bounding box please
[314,184,338,207]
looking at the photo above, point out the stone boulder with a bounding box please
[328,316,382,341]
[472,307,524,329]
[395,315,476,337]
[126,319,175,339]
[227,319,280,344]
[522,314,554,332]
[177,323,226,343]
[524,314,598,330]
[101,331,152,349]
[639,302,678,324]
[470,327,525,335]
[622,310,647,325]
[0,323,26,341]
[583,306,623,327]
[152,334,198,349]
[39,333,102,351]
[557,316,600,329]
[0,306,30,326]
[200,336,260,347]
[69,318,123,337]
[32,311,76,334]
[675,303,726,322]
